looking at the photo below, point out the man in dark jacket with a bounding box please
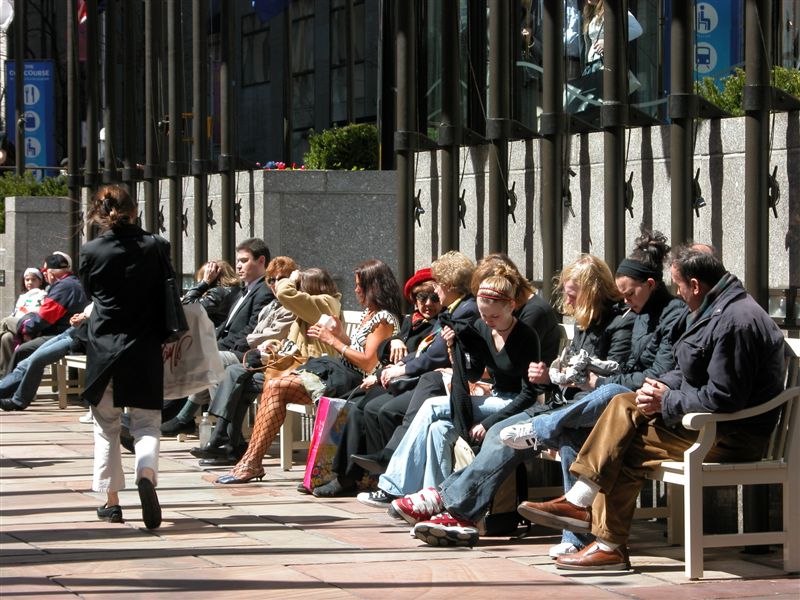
[161,238,274,435]
[10,253,89,369]
[517,246,786,570]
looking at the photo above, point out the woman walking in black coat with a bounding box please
[79,185,170,529]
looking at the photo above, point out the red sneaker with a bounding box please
[388,487,444,525]
[413,512,479,547]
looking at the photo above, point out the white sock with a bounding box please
[595,538,619,552]
[564,477,600,508]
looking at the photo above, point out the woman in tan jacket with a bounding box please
[191,267,342,466]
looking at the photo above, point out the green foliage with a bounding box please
[695,66,800,117]
[303,123,379,170]
[0,172,69,232]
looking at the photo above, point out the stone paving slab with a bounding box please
[2,399,798,599]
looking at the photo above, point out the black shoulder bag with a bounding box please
[153,235,189,343]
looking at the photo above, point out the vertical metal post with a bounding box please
[167,0,183,272]
[144,0,160,234]
[346,0,355,123]
[67,0,81,261]
[122,0,138,190]
[540,0,564,301]
[378,0,395,170]
[669,0,694,247]
[487,0,509,254]
[395,0,415,287]
[13,0,24,174]
[601,0,627,268]
[85,0,100,191]
[439,0,460,252]
[192,0,209,269]
[103,0,119,183]
[743,0,773,552]
[744,0,771,308]
[219,0,235,262]
[282,8,293,161]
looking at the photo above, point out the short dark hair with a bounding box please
[671,244,726,287]
[236,238,270,262]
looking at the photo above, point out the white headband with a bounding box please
[24,267,44,281]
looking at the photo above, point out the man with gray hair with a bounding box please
[517,245,785,570]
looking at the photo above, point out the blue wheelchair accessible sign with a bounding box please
[5,60,56,180]
[694,1,743,85]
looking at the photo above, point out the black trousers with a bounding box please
[365,370,447,458]
[330,385,383,481]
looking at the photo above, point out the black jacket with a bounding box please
[516,293,561,365]
[79,225,167,409]
[657,275,785,434]
[215,279,274,358]
[401,295,480,378]
[461,318,542,431]
[597,285,685,390]
[182,281,240,328]
[559,301,634,402]
[377,312,438,366]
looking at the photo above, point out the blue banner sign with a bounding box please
[694,1,744,85]
[4,59,56,179]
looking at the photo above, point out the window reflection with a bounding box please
[780,1,800,68]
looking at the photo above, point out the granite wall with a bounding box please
[0,196,77,316]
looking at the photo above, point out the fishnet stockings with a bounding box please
[229,373,312,479]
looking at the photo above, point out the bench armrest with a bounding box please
[681,386,800,431]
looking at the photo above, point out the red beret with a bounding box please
[403,268,434,303]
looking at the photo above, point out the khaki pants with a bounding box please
[570,393,767,545]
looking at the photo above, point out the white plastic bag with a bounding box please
[162,303,224,399]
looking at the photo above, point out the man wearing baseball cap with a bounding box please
[12,253,89,368]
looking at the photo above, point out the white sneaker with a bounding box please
[499,421,538,450]
[357,489,395,508]
[549,542,580,558]
[79,410,94,424]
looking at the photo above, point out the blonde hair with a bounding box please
[476,274,516,304]
[555,254,620,330]
[471,253,535,308]
[431,251,475,296]
[195,260,239,288]
[583,0,604,34]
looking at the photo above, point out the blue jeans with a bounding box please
[532,382,631,548]
[0,329,74,409]
[440,412,538,522]
[379,392,514,497]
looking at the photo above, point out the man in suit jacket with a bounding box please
[162,238,274,435]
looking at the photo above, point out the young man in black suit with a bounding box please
[161,238,274,435]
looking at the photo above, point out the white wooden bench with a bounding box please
[280,310,364,470]
[645,337,800,579]
[530,325,799,579]
[55,354,87,409]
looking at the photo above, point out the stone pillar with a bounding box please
[0,196,75,316]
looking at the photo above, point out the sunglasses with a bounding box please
[415,292,441,303]
[267,277,278,284]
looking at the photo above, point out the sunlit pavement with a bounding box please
[1,397,798,599]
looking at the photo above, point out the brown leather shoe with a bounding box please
[517,495,591,533]
[556,542,631,570]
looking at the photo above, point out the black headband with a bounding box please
[616,258,661,282]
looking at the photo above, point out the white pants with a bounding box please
[91,381,161,493]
